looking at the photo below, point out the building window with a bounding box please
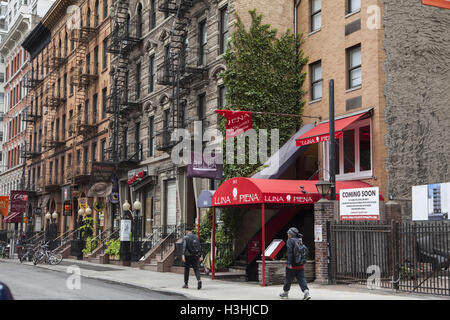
[93,93,98,123]
[136,3,143,38]
[103,0,108,19]
[85,99,89,124]
[101,139,106,161]
[94,46,99,74]
[102,87,107,119]
[219,6,229,54]
[347,44,362,89]
[103,38,108,69]
[310,61,322,100]
[347,0,361,14]
[310,0,321,32]
[0,72,4,82]
[92,142,97,162]
[323,118,372,179]
[198,20,207,66]
[95,0,99,27]
[150,0,156,30]
[136,63,141,100]
[218,85,226,109]
[149,55,155,93]
[148,116,154,157]
[198,93,206,132]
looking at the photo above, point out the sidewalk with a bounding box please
[1,257,447,300]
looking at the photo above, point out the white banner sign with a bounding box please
[120,220,132,241]
[314,225,323,242]
[339,187,380,220]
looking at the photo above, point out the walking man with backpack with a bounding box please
[280,227,311,300]
[182,226,203,289]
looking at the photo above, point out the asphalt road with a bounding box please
[0,261,188,300]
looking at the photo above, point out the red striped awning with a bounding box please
[296,112,369,147]
[3,211,22,223]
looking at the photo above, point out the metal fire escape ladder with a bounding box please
[156,0,208,152]
[106,0,141,164]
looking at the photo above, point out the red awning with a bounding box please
[212,177,381,207]
[296,112,369,147]
[3,211,22,223]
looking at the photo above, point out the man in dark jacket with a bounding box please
[280,227,311,300]
[182,227,203,289]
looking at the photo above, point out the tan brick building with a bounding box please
[296,0,388,197]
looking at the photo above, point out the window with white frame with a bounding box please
[310,61,322,101]
[310,0,321,32]
[323,117,372,179]
[347,0,361,14]
[347,44,362,89]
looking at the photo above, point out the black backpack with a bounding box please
[186,234,202,256]
[293,238,308,266]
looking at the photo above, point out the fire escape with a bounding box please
[42,47,67,151]
[71,19,98,139]
[106,0,142,166]
[156,0,208,151]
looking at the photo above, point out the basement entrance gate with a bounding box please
[329,221,450,296]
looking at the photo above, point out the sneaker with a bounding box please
[279,291,289,299]
[303,290,311,300]
[197,281,202,290]
[182,284,189,289]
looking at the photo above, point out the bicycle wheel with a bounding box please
[48,252,63,265]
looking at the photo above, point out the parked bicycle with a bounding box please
[33,242,63,265]
[19,244,35,263]
[0,241,10,259]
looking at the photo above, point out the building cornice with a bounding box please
[0,13,37,58]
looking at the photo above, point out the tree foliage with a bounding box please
[199,10,308,266]
[220,9,308,178]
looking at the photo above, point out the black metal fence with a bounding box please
[329,220,450,296]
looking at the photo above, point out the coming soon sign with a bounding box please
[339,187,380,221]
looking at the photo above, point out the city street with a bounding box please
[0,260,187,300]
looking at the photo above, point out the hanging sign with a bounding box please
[216,109,253,139]
[63,203,72,216]
[187,152,223,179]
[0,196,9,217]
[78,197,88,209]
[339,187,380,220]
[314,225,323,242]
[10,191,28,215]
[120,219,132,241]
[422,0,450,9]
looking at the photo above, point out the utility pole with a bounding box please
[329,80,336,200]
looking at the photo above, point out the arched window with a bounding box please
[136,4,142,38]
[95,0,99,27]
[149,0,156,31]
[64,32,68,56]
[87,7,91,27]
[126,14,131,37]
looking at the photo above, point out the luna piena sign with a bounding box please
[212,188,314,206]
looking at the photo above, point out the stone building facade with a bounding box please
[383,0,450,218]
[112,0,299,241]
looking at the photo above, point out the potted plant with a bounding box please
[105,238,120,261]
[82,236,98,258]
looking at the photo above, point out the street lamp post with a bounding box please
[120,200,142,263]
[315,180,332,201]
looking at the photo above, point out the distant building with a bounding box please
[0,0,54,230]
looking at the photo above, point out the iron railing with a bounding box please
[329,220,450,296]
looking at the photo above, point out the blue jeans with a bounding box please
[283,267,309,292]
